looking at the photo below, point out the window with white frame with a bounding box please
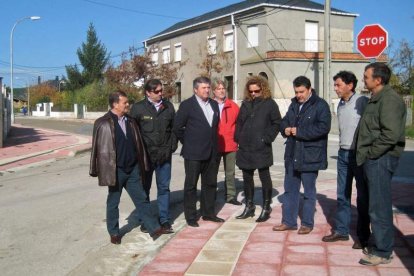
[174,43,182,62]
[247,25,258,48]
[151,48,158,65]
[207,35,217,55]
[305,21,318,52]
[224,30,234,52]
[162,46,170,64]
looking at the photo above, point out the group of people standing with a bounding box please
[89,62,406,267]
[322,63,406,266]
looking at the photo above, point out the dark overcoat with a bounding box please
[235,97,281,170]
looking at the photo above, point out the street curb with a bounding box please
[0,158,57,175]
[70,145,92,156]
[0,125,92,174]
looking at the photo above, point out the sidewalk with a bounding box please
[0,124,91,173]
[139,179,414,276]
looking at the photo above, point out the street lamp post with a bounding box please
[10,15,40,123]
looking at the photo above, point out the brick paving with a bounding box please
[140,180,414,276]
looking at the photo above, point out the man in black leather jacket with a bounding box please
[130,79,178,232]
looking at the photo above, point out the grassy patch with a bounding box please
[406,126,414,139]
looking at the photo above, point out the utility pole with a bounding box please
[323,0,331,111]
[27,84,30,115]
[0,77,3,147]
[231,14,238,102]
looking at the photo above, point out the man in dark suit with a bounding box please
[173,76,224,227]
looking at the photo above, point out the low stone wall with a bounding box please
[84,112,106,120]
[50,111,76,119]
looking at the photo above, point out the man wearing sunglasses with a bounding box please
[130,79,178,232]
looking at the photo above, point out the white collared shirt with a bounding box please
[148,98,163,111]
[215,97,226,115]
[195,95,213,126]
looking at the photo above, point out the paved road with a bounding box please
[15,116,94,136]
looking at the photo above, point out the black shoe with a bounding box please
[227,198,242,205]
[110,235,121,244]
[322,232,349,242]
[202,216,225,223]
[140,225,148,233]
[186,220,199,227]
[150,227,172,241]
[352,240,368,249]
[352,241,362,249]
[161,222,174,233]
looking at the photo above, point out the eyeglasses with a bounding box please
[249,89,261,94]
[150,89,163,94]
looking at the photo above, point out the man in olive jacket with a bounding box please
[357,63,406,266]
[90,91,171,244]
[130,79,178,232]
[273,76,331,235]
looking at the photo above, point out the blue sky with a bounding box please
[1,0,413,88]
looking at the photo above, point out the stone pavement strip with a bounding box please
[139,180,414,276]
[0,124,91,173]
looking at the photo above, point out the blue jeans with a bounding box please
[107,165,160,236]
[144,161,172,225]
[363,153,399,258]
[334,149,370,243]
[281,160,318,228]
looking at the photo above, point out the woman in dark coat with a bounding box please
[235,76,282,222]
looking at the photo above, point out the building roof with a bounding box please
[13,88,28,101]
[147,0,356,42]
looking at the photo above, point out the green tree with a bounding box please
[65,23,109,89]
[65,64,84,91]
[390,40,414,95]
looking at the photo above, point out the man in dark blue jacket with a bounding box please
[173,76,224,227]
[273,76,331,235]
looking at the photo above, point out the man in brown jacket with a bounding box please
[90,91,172,244]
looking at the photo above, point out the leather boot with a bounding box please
[236,182,255,219]
[236,200,256,219]
[256,189,272,222]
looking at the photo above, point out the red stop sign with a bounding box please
[357,24,388,59]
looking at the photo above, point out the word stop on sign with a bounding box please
[359,36,386,46]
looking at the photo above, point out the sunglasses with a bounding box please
[150,89,163,94]
[249,89,261,94]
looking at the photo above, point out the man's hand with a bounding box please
[290,127,297,136]
[285,127,292,136]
